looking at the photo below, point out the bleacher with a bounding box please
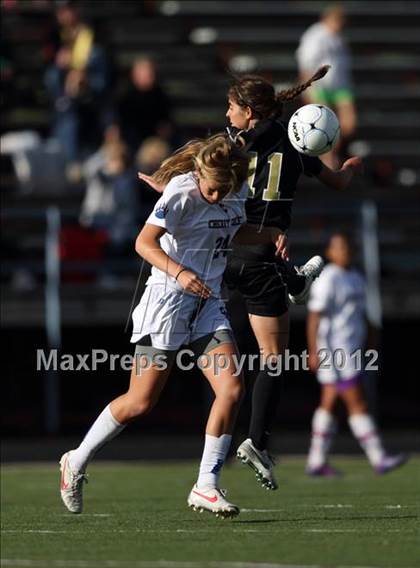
[1,0,420,326]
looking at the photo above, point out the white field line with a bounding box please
[2,527,414,535]
[241,509,284,513]
[317,504,353,508]
[57,513,112,517]
[0,560,391,568]
[0,560,325,568]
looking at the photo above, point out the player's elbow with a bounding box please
[135,233,153,259]
[135,234,145,257]
[336,171,352,191]
[318,168,348,192]
[334,178,348,191]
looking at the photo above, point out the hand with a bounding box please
[308,351,319,373]
[271,229,289,260]
[138,172,165,193]
[342,156,364,176]
[176,269,212,299]
[65,69,85,97]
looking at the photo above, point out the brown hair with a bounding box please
[228,65,330,120]
[104,140,130,167]
[152,133,250,194]
[327,230,354,248]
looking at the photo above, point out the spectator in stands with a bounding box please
[80,140,140,273]
[135,136,171,218]
[296,3,357,169]
[44,1,111,179]
[82,124,121,180]
[115,57,173,154]
[135,136,171,175]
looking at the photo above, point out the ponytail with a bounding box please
[228,65,330,120]
[276,65,330,102]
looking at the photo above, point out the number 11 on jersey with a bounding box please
[247,152,284,201]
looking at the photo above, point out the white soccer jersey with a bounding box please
[145,172,247,296]
[308,264,367,381]
[296,22,352,90]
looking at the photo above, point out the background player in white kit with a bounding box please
[59,134,286,518]
[306,232,407,476]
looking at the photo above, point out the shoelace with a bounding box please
[217,488,237,509]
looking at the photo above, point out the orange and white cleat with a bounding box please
[59,451,88,514]
[187,484,239,518]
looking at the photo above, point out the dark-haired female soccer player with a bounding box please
[140,66,363,490]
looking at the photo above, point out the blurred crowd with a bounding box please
[2,0,176,287]
[1,1,368,288]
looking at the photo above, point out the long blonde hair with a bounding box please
[152,133,250,194]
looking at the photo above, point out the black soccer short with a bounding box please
[224,255,289,317]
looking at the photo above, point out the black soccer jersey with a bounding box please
[229,118,323,260]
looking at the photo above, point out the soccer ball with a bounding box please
[287,104,340,156]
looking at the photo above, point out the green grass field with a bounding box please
[1,457,419,568]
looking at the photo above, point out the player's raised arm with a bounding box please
[316,156,364,191]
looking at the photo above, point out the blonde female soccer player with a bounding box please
[59,134,286,518]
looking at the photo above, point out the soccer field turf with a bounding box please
[1,457,419,568]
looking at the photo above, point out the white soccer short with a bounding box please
[130,284,232,351]
[316,344,362,385]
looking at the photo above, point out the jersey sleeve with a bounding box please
[301,155,323,177]
[308,270,334,313]
[146,176,190,234]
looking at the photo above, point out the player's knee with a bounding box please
[124,398,156,420]
[348,400,368,415]
[226,381,245,406]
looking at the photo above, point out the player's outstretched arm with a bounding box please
[317,157,364,191]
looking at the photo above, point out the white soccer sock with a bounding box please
[348,413,385,466]
[307,408,336,469]
[196,433,232,489]
[69,404,125,473]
